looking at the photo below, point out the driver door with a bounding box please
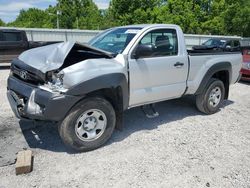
[128,28,189,107]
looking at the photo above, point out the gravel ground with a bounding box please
[0,68,250,188]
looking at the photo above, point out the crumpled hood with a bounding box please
[13,41,126,88]
[18,41,114,73]
[19,42,75,73]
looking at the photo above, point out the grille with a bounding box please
[11,64,44,85]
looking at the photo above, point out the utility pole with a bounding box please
[76,17,79,29]
[49,10,61,29]
[57,10,60,29]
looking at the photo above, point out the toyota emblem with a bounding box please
[19,71,28,80]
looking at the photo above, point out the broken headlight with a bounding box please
[39,71,68,93]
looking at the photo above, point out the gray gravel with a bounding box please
[0,68,250,188]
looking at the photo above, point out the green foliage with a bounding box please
[0,18,5,26]
[107,0,228,35]
[224,0,250,37]
[58,0,102,29]
[3,0,250,37]
[8,8,53,28]
[157,0,202,34]
[7,0,102,30]
[108,0,162,25]
[99,9,117,29]
[107,0,250,36]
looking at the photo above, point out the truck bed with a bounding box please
[186,51,242,95]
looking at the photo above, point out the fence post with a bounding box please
[65,31,68,41]
[30,30,34,41]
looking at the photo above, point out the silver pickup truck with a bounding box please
[7,24,242,151]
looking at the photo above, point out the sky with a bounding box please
[0,0,110,23]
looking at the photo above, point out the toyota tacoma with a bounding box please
[7,24,242,151]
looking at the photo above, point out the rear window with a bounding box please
[1,32,22,42]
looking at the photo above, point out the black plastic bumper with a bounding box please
[7,76,81,122]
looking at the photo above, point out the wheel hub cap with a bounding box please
[83,117,97,131]
[75,109,107,142]
[209,87,221,107]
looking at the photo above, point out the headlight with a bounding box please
[39,71,68,93]
[52,71,64,81]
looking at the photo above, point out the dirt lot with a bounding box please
[0,68,250,188]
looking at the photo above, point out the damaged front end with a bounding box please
[40,70,67,93]
[7,42,117,121]
[15,41,115,92]
[7,74,81,121]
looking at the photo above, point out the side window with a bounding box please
[136,29,178,58]
[212,39,220,46]
[0,32,3,42]
[233,40,240,47]
[225,40,232,47]
[2,32,22,42]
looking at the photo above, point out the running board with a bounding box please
[141,104,159,118]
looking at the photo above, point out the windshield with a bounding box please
[89,27,142,54]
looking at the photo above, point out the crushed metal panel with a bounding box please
[62,57,125,88]
[18,41,114,74]
[19,42,75,73]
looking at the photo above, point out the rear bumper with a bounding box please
[7,76,81,122]
[240,68,250,81]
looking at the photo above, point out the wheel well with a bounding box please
[212,70,229,99]
[86,87,124,113]
[85,87,124,130]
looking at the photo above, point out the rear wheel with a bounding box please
[59,97,116,152]
[196,78,225,114]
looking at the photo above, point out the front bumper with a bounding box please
[7,76,81,121]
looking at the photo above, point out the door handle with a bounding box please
[174,62,184,67]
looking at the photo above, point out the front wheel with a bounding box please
[196,78,225,114]
[59,97,116,152]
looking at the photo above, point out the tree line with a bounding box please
[0,0,249,37]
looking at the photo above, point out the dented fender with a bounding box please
[62,56,127,89]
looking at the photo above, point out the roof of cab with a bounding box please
[0,28,22,32]
[115,24,179,29]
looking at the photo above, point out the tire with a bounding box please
[196,78,225,114]
[59,97,116,152]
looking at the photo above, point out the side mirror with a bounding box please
[226,45,231,49]
[133,44,153,59]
